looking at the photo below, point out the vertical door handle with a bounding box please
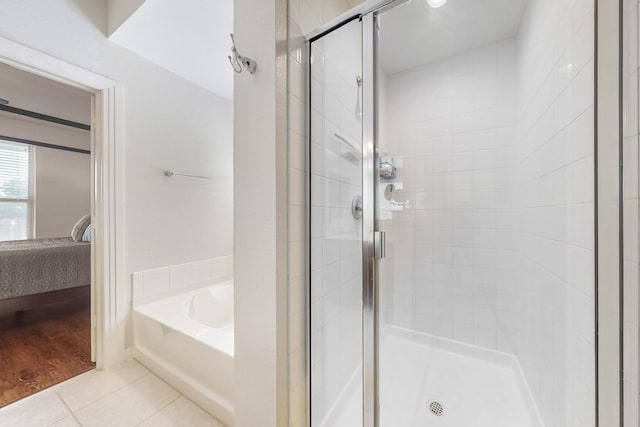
[374,231,386,260]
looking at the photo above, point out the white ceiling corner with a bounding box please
[108,0,233,100]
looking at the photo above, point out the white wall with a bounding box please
[0,63,92,239]
[234,0,288,425]
[34,148,91,238]
[0,0,233,354]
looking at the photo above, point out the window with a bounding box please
[0,140,32,241]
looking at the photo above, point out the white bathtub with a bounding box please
[133,280,234,426]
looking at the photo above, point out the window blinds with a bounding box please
[0,140,30,241]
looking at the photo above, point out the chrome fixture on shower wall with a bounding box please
[228,33,257,74]
[379,161,396,180]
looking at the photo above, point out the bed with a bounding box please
[0,237,90,300]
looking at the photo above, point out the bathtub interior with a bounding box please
[185,282,234,330]
[134,280,234,355]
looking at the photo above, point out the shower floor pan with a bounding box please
[325,326,543,427]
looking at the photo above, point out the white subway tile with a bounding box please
[142,267,170,298]
[170,263,192,289]
[192,259,212,283]
[210,255,233,280]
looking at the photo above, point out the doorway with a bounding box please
[0,36,125,377]
[0,63,96,406]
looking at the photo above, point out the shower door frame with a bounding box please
[306,0,624,425]
[595,0,623,426]
[361,12,376,427]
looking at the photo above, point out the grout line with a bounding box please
[132,394,181,427]
[58,361,151,413]
[55,391,83,427]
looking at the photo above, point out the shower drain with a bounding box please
[428,400,445,417]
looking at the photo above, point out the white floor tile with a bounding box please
[48,416,81,427]
[137,396,224,427]
[0,389,70,427]
[57,360,149,411]
[73,373,179,427]
[0,359,227,427]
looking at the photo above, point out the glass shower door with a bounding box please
[309,18,364,427]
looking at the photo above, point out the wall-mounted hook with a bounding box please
[228,34,257,74]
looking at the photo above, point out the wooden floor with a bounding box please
[0,298,95,408]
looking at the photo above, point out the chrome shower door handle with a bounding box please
[352,195,363,219]
[374,231,386,260]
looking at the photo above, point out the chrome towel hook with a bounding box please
[228,33,257,74]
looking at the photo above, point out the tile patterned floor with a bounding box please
[0,359,225,427]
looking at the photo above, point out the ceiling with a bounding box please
[106,0,526,95]
[379,0,528,75]
[109,0,233,100]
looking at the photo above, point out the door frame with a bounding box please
[0,36,126,369]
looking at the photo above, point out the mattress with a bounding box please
[0,237,91,299]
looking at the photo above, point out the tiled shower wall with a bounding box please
[287,1,359,426]
[380,0,596,425]
[379,38,519,351]
[514,0,595,425]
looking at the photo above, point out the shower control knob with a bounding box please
[379,161,397,180]
[352,195,363,220]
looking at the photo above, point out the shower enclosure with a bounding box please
[308,0,625,425]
